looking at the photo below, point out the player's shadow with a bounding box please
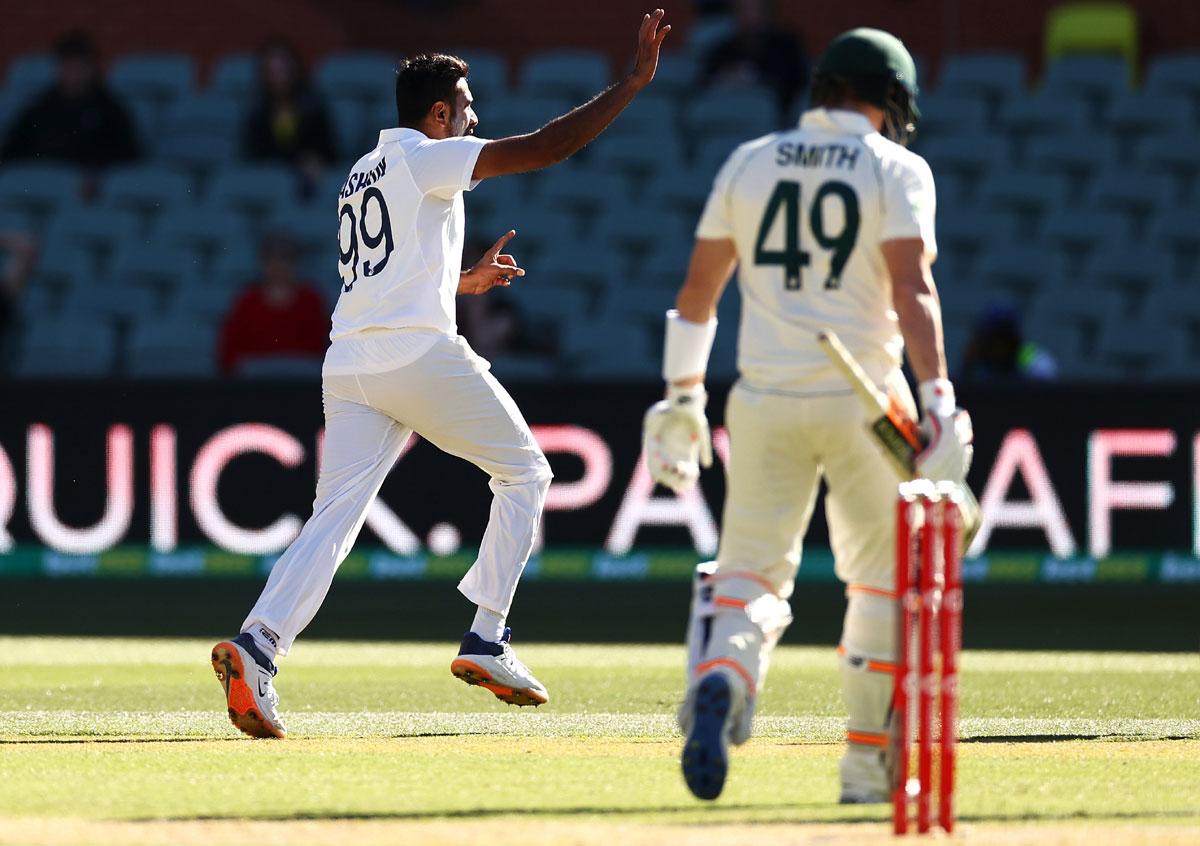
[0,737,243,745]
[960,733,1197,743]
[148,805,886,824]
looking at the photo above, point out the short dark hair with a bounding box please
[395,53,469,128]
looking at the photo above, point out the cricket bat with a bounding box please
[817,330,981,545]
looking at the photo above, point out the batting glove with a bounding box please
[643,383,713,493]
[915,408,974,483]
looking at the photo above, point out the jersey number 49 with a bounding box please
[754,180,860,291]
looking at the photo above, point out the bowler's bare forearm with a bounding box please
[473,78,640,178]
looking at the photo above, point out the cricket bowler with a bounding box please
[211,9,672,738]
[641,28,973,801]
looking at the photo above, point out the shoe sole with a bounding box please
[682,673,731,800]
[211,641,285,739]
[450,658,548,707]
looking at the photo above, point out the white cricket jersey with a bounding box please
[326,128,487,369]
[696,108,937,394]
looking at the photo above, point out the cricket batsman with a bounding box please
[211,10,672,738]
[641,28,973,801]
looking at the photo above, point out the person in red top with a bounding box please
[218,232,329,375]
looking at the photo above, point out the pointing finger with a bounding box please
[489,229,516,255]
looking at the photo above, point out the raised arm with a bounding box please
[472,9,671,180]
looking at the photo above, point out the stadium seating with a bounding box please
[3,40,1199,382]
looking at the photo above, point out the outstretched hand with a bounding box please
[630,8,671,90]
[460,230,524,295]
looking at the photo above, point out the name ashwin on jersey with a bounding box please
[340,158,388,199]
[775,143,860,170]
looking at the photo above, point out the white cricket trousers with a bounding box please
[717,372,915,595]
[242,332,552,656]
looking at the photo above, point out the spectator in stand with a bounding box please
[0,31,139,168]
[960,304,1058,384]
[242,39,338,194]
[218,232,329,375]
[698,0,809,122]
[0,231,38,370]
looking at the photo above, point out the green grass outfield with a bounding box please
[1,637,1198,845]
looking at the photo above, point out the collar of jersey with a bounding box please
[379,127,427,144]
[798,108,877,136]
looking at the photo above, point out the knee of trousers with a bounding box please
[685,563,792,699]
[839,591,898,740]
[497,450,553,488]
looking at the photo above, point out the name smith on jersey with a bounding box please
[775,142,860,170]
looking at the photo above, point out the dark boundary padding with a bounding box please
[1,578,1196,652]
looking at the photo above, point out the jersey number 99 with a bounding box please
[338,187,394,293]
[754,180,860,291]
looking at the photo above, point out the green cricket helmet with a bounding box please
[813,27,921,145]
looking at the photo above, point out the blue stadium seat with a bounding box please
[535,243,623,294]
[28,244,91,294]
[1145,52,1200,101]
[1001,94,1090,138]
[594,203,688,259]
[1150,207,1200,272]
[1084,245,1172,297]
[109,53,196,105]
[102,165,193,220]
[915,93,990,138]
[563,317,655,379]
[126,319,218,379]
[1105,93,1195,142]
[462,175,520,224]
[478,94,572,141]
[635,51,698,100]
[330,98,370,161]
[691,135,749,183]
[509,279,590,335]
[979,171,1068,224]
[602,95,680,140]
[538,164,629,218]
[0,163,81,221]
[43,208,139,273]
[685,88,777,140]
[644,166,710,217]
[61,272,162,325]
[496,207,575,260]
[14,317,118,378]
[1097,312,1185,379]
[157,95,241,168]
[1138,133,1200,183]
[935,209,1020,262]
[1043,56,1129,103]
[911,137,1011,199]
[1089,170,1176,219]
[315,52,397,105]
[171,274,246,324]
[4,53,53,96]
[518,50,611,101]
[590,135,682,181]
[1024,288,1123,371]
[1042,209,1130,255]
[1028,134,1117,178]
[110,241,196,299]
[155,205,245,273]
[935,52,1025,103]
[209,53,256,104]
[976,242,1068,304]
[208,164,297,220]
[452,50,509,102]
[0,88,25,137]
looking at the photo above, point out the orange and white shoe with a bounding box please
[211,633,286,738]
[451,628,548,707]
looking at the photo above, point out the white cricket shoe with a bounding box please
[211,633,286,738]
[450,627,549,707]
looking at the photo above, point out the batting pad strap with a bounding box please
[663,309,717,382]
